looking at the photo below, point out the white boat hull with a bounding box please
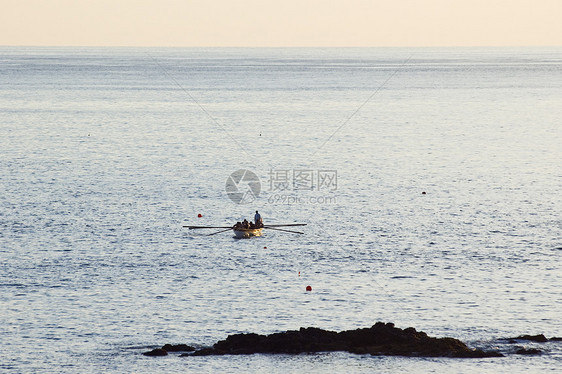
[233,228,263,239]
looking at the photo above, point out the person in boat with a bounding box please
[249,221,255,229]
[233,221,242,229]
[254,211,262,228]
[242,219,249,229]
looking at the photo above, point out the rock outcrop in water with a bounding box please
[503,334,562,344]
[507,334,549,343]
[501,333,562,356]
[143,348,168,356]
[143,344,195,356]
[180,322,501,358]
[515,348,542,355]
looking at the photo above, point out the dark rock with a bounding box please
[143,348,168,356]
[549,337,562,341]
[190,347,218,356]
[515,348,542,355]
[162,344,195,352]
[510,334,548,343]
[190,322,502,358]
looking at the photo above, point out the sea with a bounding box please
[1,46,561,373]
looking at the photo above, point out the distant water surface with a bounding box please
[1,47,561,373]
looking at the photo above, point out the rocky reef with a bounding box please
[506,334,549,343]
[501,334,562,355]
[143,344,195,356]
[143,322,503,358]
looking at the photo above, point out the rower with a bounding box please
[254,210,262,228]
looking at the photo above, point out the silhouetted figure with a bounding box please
[254,211,262,228]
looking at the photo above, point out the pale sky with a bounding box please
[1,0,561,47]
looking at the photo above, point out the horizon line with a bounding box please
[2,44,562,49]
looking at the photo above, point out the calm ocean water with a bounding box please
[1,47,561,373]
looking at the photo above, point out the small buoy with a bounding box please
[306,285,312,292]
[197,213,203,218]
[263,246,267,249]
[421,191,426,195]
[298,272,300,276]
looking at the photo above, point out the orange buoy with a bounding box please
[306,285,312,292]
[298,272,300,276]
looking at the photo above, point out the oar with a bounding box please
[183,226,232,229]
[264,224,307,227]
[266,227,304,235]
[206,228,233,236]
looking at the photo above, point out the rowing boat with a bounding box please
[183,222,306,237]
[233,227,263,239]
